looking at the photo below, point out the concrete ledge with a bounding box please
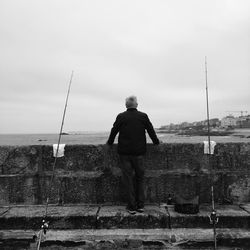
[0,205,169,230]
[167,204,250,229]
[1,228,250,242]
[1,228,250,249]
[36,228,250,242]
[1,204,250,231]
[0,205,98,230]
[96,205,169,229]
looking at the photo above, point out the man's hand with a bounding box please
[156,140,165,152]
[154,140,163,145]
[104,142,113,151]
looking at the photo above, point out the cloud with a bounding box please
[0,0,249,133]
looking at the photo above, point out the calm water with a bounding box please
[0,131,250,145]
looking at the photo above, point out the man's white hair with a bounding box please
[125,95,138,108]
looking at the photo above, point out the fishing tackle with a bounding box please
[205,57,218,250]
[36,71,74,250]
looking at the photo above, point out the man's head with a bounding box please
[125,95,138,109]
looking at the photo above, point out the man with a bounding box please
[107,95,160,214]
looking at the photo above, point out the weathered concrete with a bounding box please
[96,205,169,229]
[1,228,250,243]
[1,202,250,249]
[1,143,250,205]
[0,205,98,230]
[0,205,169,230]
[167,204,250,229]
[1,204,250,231]
[240,203,250,214]
[1,228,250,249]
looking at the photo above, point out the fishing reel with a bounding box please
[209,209,219,225]
[35,219,49,249]
[41,219,49,234]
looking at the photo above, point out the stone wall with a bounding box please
[0,143,250,205]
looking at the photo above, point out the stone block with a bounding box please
[0,176,37,205]
[167,205,210,228]
[0,205,98,230]
[216,205,250,228]
[145,144,203,171]
[167,204,250,229]
[96,205,169,229]
[0,146,40,175]
[41,145,106,172]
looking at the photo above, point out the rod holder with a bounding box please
[209,210,219,225]
[41,219,49,234]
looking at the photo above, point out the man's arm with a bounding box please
[107,114,122,145]
[145,115,159,145]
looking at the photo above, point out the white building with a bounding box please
[221,115,238,128]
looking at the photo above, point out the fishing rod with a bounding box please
[205,57,218,250]
[36,71,74,250]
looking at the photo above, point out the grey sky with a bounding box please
[0,0,249,133]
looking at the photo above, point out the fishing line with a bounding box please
[36,70,74,250]
[205,57,218,250]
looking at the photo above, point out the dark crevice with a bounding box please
[0,206,11,217]
[95,205,102,229]
[164,205,171,229]
[239,204,250,214]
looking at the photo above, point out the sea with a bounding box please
[0,130,250,146]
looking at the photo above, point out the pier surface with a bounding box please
[1,143,250,249]
[1,204,250,249]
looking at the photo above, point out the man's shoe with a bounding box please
[137,207,144,213]
[126,207,136,215]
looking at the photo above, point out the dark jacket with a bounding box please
[107,108,159,155]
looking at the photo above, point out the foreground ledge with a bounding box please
[0,204,250,230]
[1,228,250,249]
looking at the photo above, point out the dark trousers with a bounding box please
[119,154,145,209]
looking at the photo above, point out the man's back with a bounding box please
[107,108,159,155]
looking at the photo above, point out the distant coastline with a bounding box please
[156,127,250,139]
[0,129,250,146]
[156,128,233,136]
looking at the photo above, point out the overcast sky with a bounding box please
[0,0,249,133]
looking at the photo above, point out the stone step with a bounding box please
[1,228,250,249]
[1,204,250,230]
[168,204,250,229]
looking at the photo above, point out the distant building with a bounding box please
[236,115,250,128]
[179,122,192,129]
[159,114,249,131]
[203,118,220,127]
[221,115,238,128]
